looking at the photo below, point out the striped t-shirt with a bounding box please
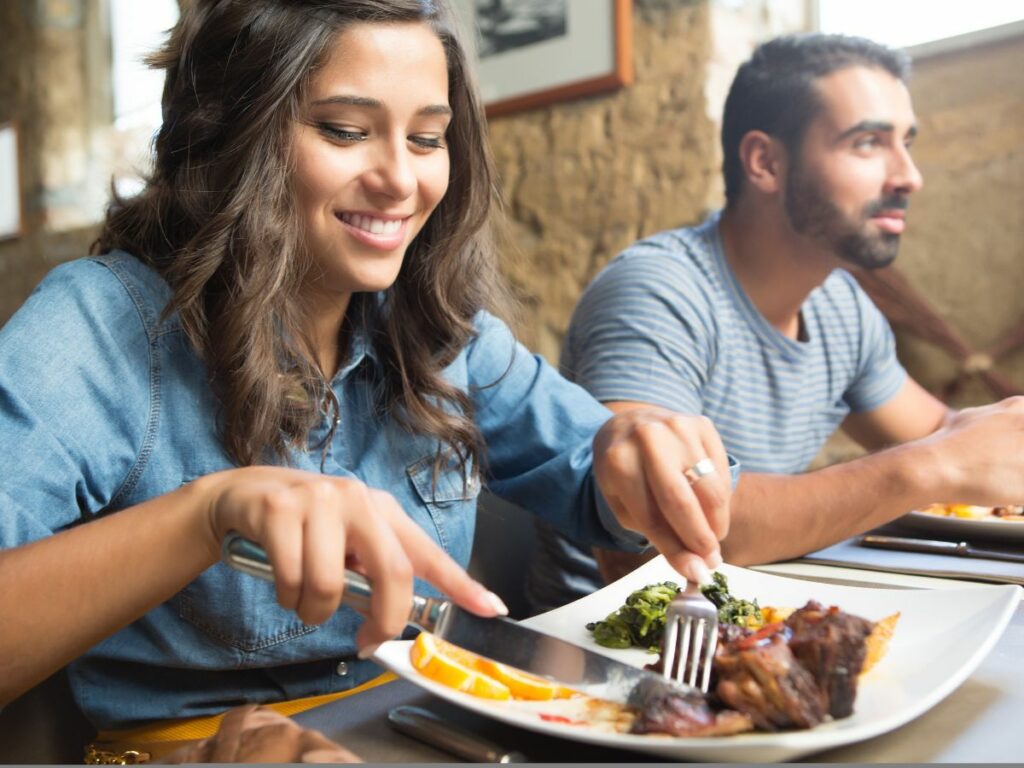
[562,209,906,473]
[525,210,906,614]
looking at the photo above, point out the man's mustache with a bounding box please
[864,196,909,216]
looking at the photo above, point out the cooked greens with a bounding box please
[586,581,681,651]
[701,571,763,627]
[587,573,763,650]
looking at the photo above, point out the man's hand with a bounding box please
[592,407,731,584]
[919,396,1024,505]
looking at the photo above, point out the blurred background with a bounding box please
[1,0,1021,459]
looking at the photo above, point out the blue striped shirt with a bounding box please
[561,210,906,473]
[525,211,906,614]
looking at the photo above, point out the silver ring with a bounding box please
[684,457,716,485]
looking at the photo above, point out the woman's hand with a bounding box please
[592,407,731,584]
[193,467,504,650]
[159,704,360,763]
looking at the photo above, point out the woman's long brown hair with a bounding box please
[94,0,511,474]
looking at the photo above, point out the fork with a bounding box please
[661,581,719,693]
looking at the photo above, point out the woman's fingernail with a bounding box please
[357,643,380,660]
[688,559,712,586]
[484,590,509,616]
[707,550,723,570]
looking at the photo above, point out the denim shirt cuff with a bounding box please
[597,454,741,552]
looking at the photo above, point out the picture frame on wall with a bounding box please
[0,122,22,241]
[453,0,633,118]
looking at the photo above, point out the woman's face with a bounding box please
[291,21,451,297]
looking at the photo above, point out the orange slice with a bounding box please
[475,658,578,701]
[410,632,511,700]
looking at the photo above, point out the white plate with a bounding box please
[373,558,1020,762]
[896,509,1024,542]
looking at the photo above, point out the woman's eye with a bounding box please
[410,135,446,150]
[317,123,366,143]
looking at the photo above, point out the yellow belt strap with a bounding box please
[94,671,398,744]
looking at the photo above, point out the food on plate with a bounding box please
[920,503,1024,521]
[588,574,897,675]
[409,632,577,701]
[584,581,680,650]
[589,574,899,737]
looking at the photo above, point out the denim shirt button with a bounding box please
[335,661,349,677]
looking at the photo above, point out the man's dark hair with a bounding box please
[721,33,911,206]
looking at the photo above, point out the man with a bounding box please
[526,33,1024,614]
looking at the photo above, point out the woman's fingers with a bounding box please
[371,490,506,617]
[594,408,733,583]
[636,417,720,560]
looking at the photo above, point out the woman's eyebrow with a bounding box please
[311,94,451,117]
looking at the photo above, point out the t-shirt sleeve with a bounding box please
[842,275,908,413]
[560,247,716,416]
[0,259,151,548]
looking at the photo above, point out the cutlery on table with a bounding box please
[387,705,527,763]
[222,533,697,707]
[859,534,1024,564]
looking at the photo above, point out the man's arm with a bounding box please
[597,395,1024,568]
[841,377,950,449]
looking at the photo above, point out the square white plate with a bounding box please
[373,558,1020,762]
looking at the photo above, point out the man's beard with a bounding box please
[784,160,907,270]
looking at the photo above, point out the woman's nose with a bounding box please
[365,141,417,201]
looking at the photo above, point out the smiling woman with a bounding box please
[0,0,732,762]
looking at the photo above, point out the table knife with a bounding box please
[388,705,527,763]
[860,534,1024,564]
[222,533,694,708]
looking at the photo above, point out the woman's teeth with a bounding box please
[340,213,403,235]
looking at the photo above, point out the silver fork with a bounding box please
[661,581,719,693]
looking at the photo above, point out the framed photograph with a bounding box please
[0,122,22,241]
[453,0,633,117]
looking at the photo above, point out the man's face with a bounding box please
[783,66,923,270]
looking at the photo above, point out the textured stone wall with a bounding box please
[895,34,1024,406]
[0,1,101,325]
[489,0,718,361]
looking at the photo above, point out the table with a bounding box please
[293,562,1024,762]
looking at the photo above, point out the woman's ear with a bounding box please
[738,130,785,196]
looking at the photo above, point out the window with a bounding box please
[110,0,179,129]
[815,0,1024,54]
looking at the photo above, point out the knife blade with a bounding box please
[860,534,1024,564]
[222,533,695,707]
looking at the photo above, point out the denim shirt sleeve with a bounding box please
[0,259,151,547]
[459,312,631,549]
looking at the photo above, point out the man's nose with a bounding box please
[888,143,923,195]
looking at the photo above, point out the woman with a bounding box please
[0,0,730,759]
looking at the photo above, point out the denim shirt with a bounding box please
[0,252,642,729]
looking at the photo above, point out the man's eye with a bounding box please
[854,135,881,150]
[317,124,366,143]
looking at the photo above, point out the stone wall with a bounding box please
[896,33,1024,406]
[489,0,719,361]
[0,1,103,324]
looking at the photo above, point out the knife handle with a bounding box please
[388,705,528,763]
[221,533,444,629]
[861,534,964,555]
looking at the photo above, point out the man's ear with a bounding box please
[738,130,785,195]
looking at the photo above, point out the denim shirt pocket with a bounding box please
[406,454,481,563]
